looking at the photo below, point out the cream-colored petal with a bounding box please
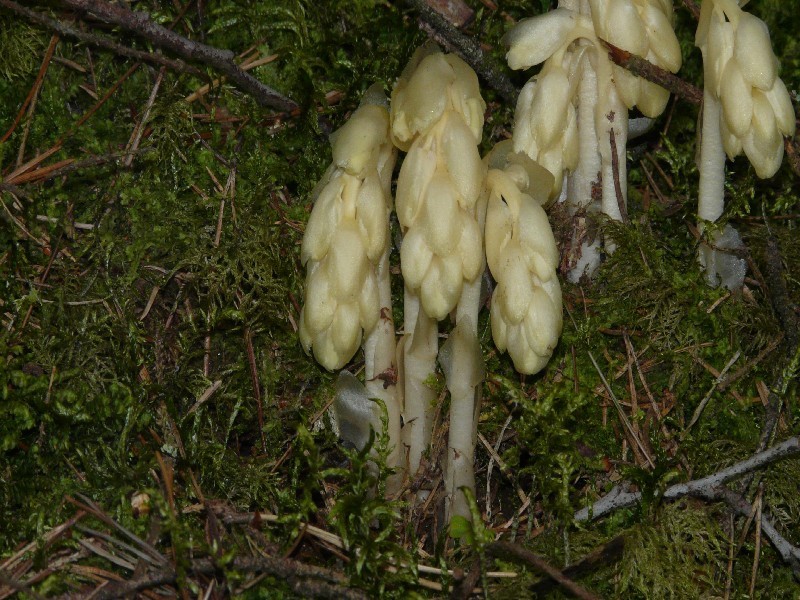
[490,298,508,351]
[704,20,735,96]
[523,287,562,357]
[531,67,571,150]
[485,191,514,277]
[441,116,485,208]
[331,104,390,176]
[375,143,398,200]
[312,329,345,371]
[764,78,796,136]
[327,222,368,301]
[602,0,649,57]
[358,268,380,333]
[391,53,451,143]
[537,144,566,198]
[637,79,671,118]
[446,54,486,139]
[356,172,389,262]
[400,226,434,290]
[331,302,362,360]
[641,2,682,73]
[395,142,436,227]
[719,60,753,138]
[734,12,776,91]
[512,80,539,158]
[613,66,641,111]
[562,103,580,174]
[301,177,343,264]
[304,263,336,334]
[421,254,463,319]
[498,245,533,324]
[720,118,744,159]
[423,173,462,256]
[457,212,484,282]
[744,92,783,178]
[640,2,682,72]
[504,8,578,70]
[517,196,559,270]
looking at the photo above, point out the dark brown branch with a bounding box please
[402,0,517,105]
[785,136,800,177]
[449,558,482,600]
[90,556,367,600]
[0,0,204,79]
[487,542,601,600]
[529,535,626,598]
[605,41,703,106]
[57,0,299,113]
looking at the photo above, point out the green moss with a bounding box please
[2,0,800,596]
[617,502,727,599]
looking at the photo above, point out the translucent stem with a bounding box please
[363,250,402,492]
[400,285,438,479]
[444,275,485,521]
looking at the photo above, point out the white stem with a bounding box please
[598,86,628,224]
[565,49,603,283]
[401,285,438,479]
[363,250,402,492]
[698,90,726,223]
[445,273,485,521]
[568,50,601,213]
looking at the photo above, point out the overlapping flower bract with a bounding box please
[391,50,487,320]
[299,100,397,370]
[504,0,681,200]
[697,0,795,178]
[590,0,682,116]
[485,150,563,374]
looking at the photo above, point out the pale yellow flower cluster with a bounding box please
[590,0,682,116]
[391,50,487,320]
[505,1,682,200]
[697,0,795,178]
[298,100,397,371]
[485,150,563,374]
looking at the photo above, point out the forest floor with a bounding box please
[1,0,799,598]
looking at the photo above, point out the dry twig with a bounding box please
[58,0,299,112]
[402,0,517,104]
[0,0,204,78]
[574,437,800,575]
[487,541,601,600]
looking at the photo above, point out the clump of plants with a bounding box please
[1,0,800,598]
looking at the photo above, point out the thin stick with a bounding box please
[589,352,654,468]
[0,0,204,78]
[575,436,800,522]
[749,488,763,597]
[487,542,601,600]
[608,129,629,224]
[59,0,298,112]
[684,350,741,433]
[124,67,165,167]
[16,35,59,166]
